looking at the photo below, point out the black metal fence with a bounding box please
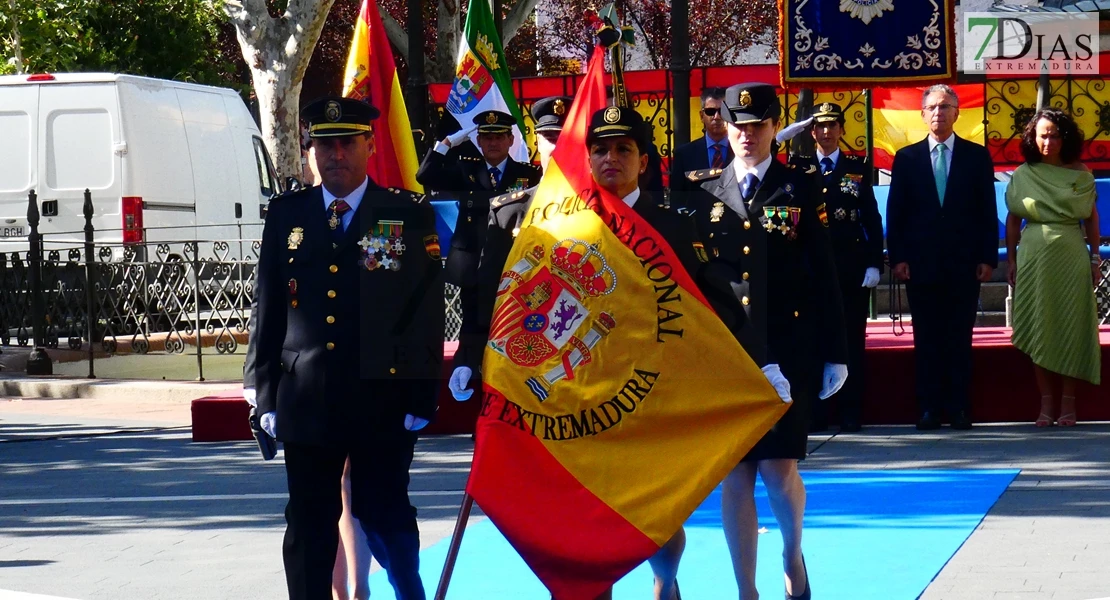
[1,190,463,381]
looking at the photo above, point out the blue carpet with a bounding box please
[370,469,1018,599]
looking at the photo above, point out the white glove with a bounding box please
[242,387,257,407]
[445,126,477,148]
[260,411,277,438]
[862,267,880,288]
[448,366,475,401]
[819,363,848,400]
[404,414,429,431]
[761,363,792,404]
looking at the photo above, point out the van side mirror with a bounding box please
[234,202,243,219]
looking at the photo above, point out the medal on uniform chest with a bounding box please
[328,210,340,231]
[359,220,405,271]
[710,201,725,223]
[777,207,791,235]
[763,207,777,232]
[287,227,304,250]
[834,207,847,221]
[288,278,299,308]
[840,174,862,197]
[788,207,801,240]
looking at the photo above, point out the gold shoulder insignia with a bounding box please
[686,168,724,182]
[491,189,532,209]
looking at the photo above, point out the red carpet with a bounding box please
[861,323,1110,425]
[192,331,1110,441]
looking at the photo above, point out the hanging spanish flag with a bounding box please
[466,45,789,599]
[872,84,986,170]
[342,0,422,192]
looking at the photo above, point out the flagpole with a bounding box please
[433,491,475,600]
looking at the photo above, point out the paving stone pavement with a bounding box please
[1,393,1108,600]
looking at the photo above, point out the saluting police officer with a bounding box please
[253,96,444,600]
[446,97,571,399]
[416,110,542,286]
[686,83,847,600]
[789,102,884,433]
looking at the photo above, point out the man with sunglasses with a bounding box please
[669,87,733,201]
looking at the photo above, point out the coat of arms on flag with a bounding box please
[487,239,618,401]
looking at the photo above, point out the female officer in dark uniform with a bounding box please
[685,83,848,600]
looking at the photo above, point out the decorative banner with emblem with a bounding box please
[779,0,957,90]
[466,45,788,600]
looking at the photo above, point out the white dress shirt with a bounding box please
[928,134,955,178]
[620,187,641,209]
[321,176,368,232]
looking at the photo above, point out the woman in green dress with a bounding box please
[1005,107,1102,427]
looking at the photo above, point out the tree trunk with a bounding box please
[221,0,335,181]
[9,0,23,73]
[433,0,460,82]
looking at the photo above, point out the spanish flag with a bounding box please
[872,84,986,170]
[466,46,789,599]
[342,0,422,192]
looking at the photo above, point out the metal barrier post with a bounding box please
[26,189,52,375]
[191,241,205,381]
[83,189,97,378]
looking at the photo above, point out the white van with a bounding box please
[0,73,279,260]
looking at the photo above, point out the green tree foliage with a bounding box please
[0,0,243,89]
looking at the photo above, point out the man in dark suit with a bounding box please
[416,110,541,370]
[789,102,884,432]
[886,84,999,431]
[446,96,570,400]
[669,87,731,201]
[253,96,444,600]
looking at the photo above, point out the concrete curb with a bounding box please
[0,375,240,402]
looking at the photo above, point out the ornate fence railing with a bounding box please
[1,190,463,380]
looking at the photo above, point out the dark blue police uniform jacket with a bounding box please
[252,180,444,446]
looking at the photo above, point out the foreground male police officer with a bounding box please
[447,96,571,399]
[253,96,444,600]
[789,102,884,432]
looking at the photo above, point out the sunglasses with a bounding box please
[702,107,721,118]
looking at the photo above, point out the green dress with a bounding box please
[1007,162,1101,384]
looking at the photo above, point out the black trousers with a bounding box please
[905,277,981,419]
[824,264,871,426]
[282,431,424,600]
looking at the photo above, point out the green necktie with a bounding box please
[934,144,948,206]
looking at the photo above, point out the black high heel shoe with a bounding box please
[786,556,810,600]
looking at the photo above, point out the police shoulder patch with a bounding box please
[686,168,725,182]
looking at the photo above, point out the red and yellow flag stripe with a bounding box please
[467,46,788,599]
[342,0,422,192]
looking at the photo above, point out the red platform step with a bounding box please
[191,395,253,442]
